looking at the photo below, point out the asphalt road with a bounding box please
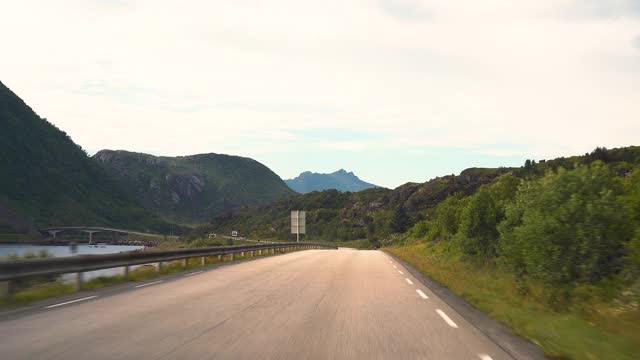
[0,249,515,359]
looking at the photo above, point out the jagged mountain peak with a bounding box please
[285,169,379,194]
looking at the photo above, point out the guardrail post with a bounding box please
[182,258,188,268]
[258,250,262,256]
[217,254,222,261]
[241,251,245,257]
[201,256,206,266]
[123,266,129,279]
[155,262,162,272]
[75,272,83,291]
[230,253,235,261]
[0,281,10,298]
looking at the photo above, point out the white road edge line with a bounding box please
[416,289,429,299]
[478,354,493,360]
[398,270,404,275]
[406,278,414,285]
[135,280,164,288]
[45,296,97,309]
[436,309,458,328]
[185,271,204,277]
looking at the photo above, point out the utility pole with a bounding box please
[296,210,300,243]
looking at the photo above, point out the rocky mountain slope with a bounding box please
[285,169,379,193]
[94,150,295,224]
[0,81,174,233]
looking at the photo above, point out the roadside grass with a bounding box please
[387,242,640,360]
[0,250,287,310]
[0,282,75,308]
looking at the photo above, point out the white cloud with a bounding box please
[1,0,639,184]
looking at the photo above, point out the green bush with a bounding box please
[499,162,633,285]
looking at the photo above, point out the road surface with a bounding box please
[0,249,514,359]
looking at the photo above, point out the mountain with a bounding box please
[0,81,174,234]
[285,169,379,193]
[93,150,295,224]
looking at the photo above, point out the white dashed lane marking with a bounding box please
[135,280,163,288]
[45,296,97,309]
[436,309,458,328]
[405,278,413,285]
[416,290,429,299]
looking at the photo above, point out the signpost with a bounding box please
[291,210,306,242]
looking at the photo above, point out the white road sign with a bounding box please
[291,210,306,242]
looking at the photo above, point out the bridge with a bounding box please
[39,226,178,243]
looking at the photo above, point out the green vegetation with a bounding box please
[199,167,512,243]
[0,282,75,309]
[0,81,177,234]
[93,149,294,224]
[387,243,639,360]
[387,148,640,359]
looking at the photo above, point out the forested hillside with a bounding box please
[0,81,175,233]
[94,150,294,224]
[199,167,513,240]
[406,147,640,273]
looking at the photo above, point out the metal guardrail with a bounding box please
[0,242,336,293]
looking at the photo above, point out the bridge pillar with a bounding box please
[46,230,64,240]
[81,230,101,245]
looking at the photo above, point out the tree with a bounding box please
[457,188,501,257]
[498,162,632,285]
[390,205,410,233]
[367,222,377,241]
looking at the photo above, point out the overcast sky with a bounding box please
[2,0,639,188]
